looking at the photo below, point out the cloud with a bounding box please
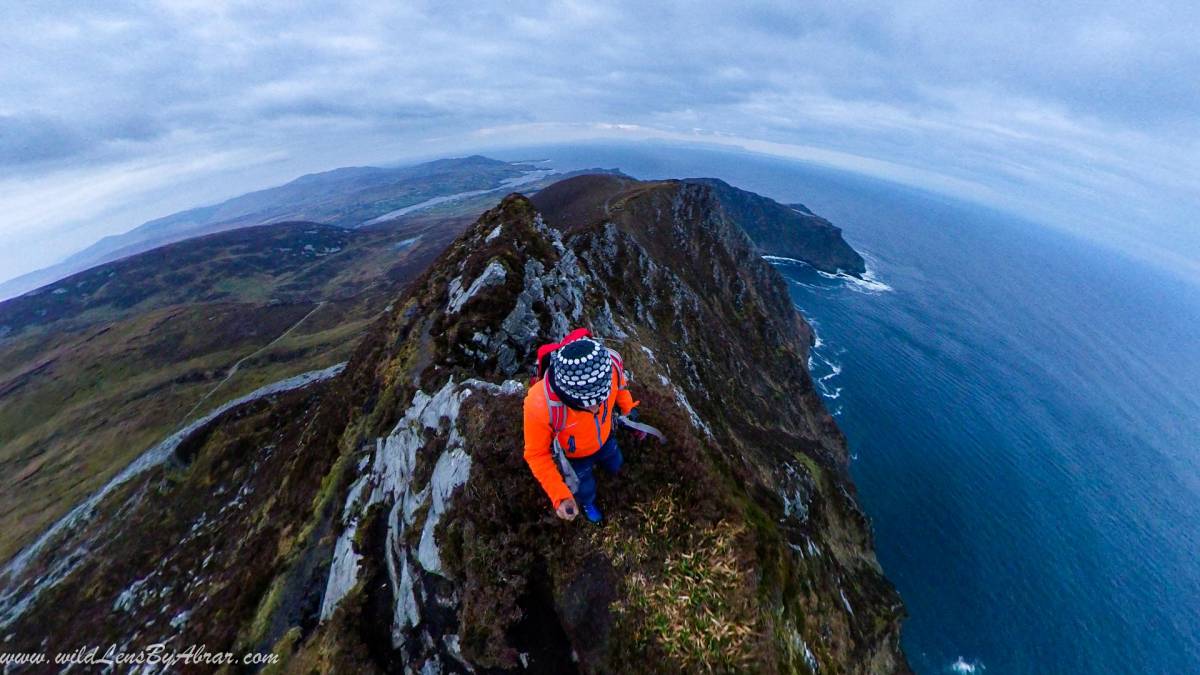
[0,113,89,165]
[0,0,1197,283]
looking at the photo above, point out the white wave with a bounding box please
[817,381,839,398]
[818,360,842,381]
[802,319,844,402]
[816,380,841,399]
[788,280,823,290]
[763,255,806,265]
[855,250,895,293]
[766,253,894,294]
[815,268,893,293]
[809,350,844,401]
[949,657,984,673]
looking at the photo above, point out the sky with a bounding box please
[1,1,1198,285]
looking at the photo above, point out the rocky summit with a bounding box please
[0,177,906,673]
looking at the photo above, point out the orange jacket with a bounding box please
[523,361,638,507]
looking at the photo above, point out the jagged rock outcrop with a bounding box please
[0,182,905,673]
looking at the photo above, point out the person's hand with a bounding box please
[556,498,579,521]
[625,408,647,441]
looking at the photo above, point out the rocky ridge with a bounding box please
[0,181,905,673]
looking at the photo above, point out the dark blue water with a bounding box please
[774,190,1200,674]
[497,143,1200,673]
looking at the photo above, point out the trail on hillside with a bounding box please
[182,300,326,421]
[0,361,346,629]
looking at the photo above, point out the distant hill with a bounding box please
[532,173,866,275]
[0,156,544,301]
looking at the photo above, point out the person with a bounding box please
[522,335,644,523]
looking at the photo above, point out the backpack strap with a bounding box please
[532,328,594,384]
[543,376,568,437]
[562,327,591,344]
[607,347,629,391]
[542,376,580,494]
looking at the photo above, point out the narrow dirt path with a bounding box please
[182,301,326,421]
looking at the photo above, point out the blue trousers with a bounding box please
[567,435,623,506]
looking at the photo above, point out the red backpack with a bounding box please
[531,328,626,388]
[532,328,627,454]
[531,327,593,386]
[535,326,628,487]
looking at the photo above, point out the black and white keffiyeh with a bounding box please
[548,338,612,409]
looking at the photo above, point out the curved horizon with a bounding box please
[1,2,1197,288]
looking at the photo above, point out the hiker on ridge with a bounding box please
[523,329,647,523]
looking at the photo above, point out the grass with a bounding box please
[0,215,440,564]
[590,491,758,672]
[0,304,316,562]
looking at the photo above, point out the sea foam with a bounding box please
[949,657,984,673]
[764,254,893,293]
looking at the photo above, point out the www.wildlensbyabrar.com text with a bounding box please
[0,643,280,668]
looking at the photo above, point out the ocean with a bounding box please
[500,143,1200,673]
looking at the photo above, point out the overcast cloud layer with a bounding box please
[2,1,1198,284]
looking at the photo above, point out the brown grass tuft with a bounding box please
[591,491,758,672]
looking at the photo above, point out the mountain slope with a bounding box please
[0,185,905,672]
[0,213,471,565]
[0,156,543,301]
[0,167,625,568]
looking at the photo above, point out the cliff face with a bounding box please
[530,173,865,277]
[687,178,867,276]
[0,182,905,673]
